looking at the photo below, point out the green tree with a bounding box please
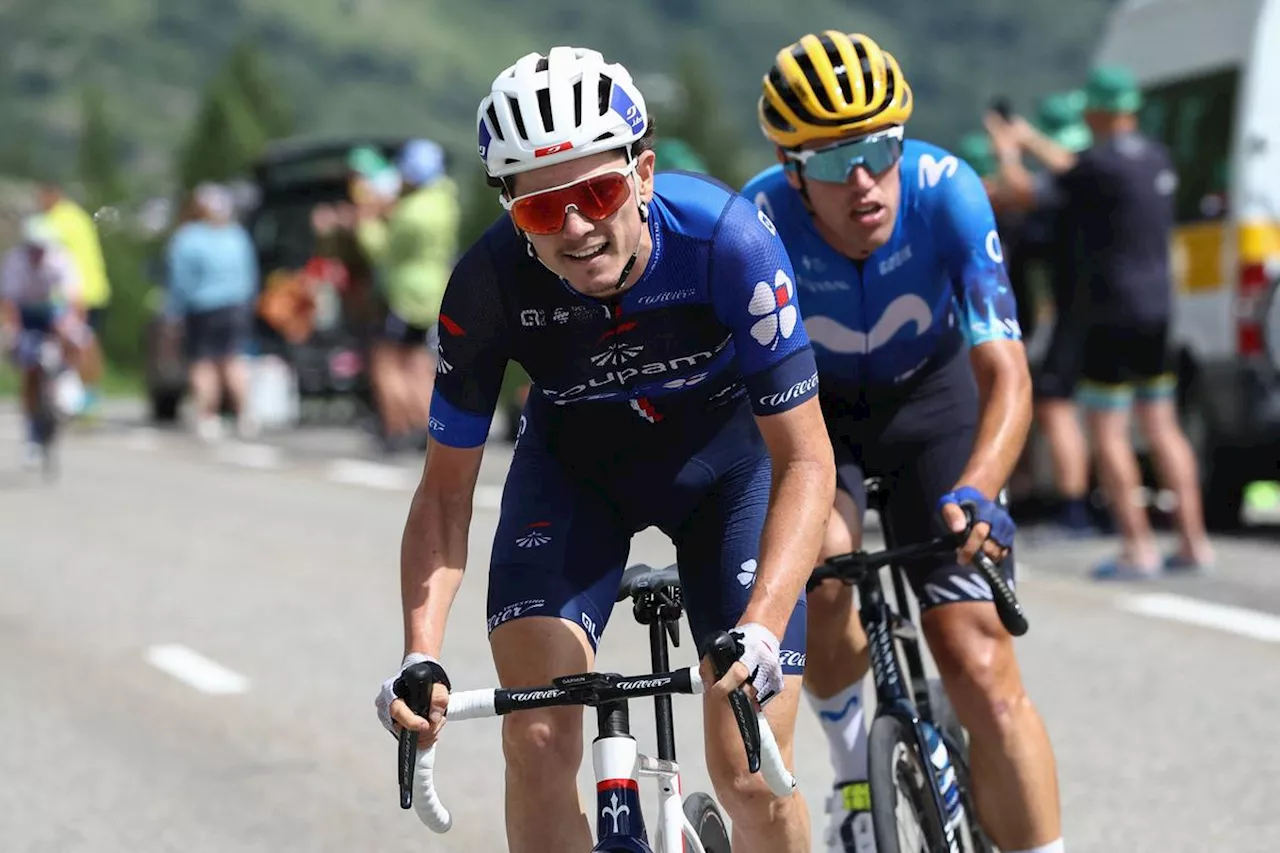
[225,39,295,140]
[77,86,126,208]
[176,40,294,190]
[178,75,269,190]
[656,44,748,188]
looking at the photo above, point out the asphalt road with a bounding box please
[2,401,1277,852]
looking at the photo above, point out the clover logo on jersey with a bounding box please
[737,558,758,588]
[747,269,798,351]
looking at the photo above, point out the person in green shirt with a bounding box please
[356,139,460,453]
[38,183,109,409]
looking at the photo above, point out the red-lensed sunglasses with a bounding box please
[501,161,637,236]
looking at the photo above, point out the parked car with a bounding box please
[143,134,411,425]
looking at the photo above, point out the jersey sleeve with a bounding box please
[708,194,819,416]
[933,159,1023,347]
[427,235,512,448]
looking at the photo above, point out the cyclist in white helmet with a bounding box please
[376,46,834,851]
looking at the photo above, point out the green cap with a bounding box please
[653,138,710,174]
[1037,92,1082,133]
[347,145,391,178]
[956,133,995,177]
[1085,65,1142,114]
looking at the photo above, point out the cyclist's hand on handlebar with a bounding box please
[708,622,784,708]
[937,486,1015,566]
[376,653,450,746]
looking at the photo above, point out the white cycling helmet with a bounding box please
[477,46,649,181]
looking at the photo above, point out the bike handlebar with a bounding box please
[808,509,1029,637]
[393,643,796,832]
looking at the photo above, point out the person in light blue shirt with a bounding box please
[165,183,260,441]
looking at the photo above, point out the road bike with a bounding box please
[394,562,796,852]
[807,478,1028,853]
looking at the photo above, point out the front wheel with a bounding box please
[868,714,951,853]
[683,791,731,852]
[928,681,993,853]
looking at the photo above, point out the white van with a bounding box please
[1093,0,1280,529]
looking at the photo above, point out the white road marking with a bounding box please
[326,458,415,490]
[1118,593,1280,644]
[145,644,250,695]
[215,443,283,470]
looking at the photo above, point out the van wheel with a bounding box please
[1181,375,1246,531]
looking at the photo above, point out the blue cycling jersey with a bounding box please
[742,140,1021,392]
[429,171,820,448]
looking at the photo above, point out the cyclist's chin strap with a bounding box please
[612,192,649,294]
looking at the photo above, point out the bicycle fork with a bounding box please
[859,575,965,853]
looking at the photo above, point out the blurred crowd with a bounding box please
[956,65,1214,577]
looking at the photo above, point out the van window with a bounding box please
[1138,67,1239,222]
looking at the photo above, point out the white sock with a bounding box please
[806,679,869,785]
[1008,841,1064,853]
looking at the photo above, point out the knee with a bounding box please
[707,755,800,833]
[926,611,1028,738]
[501,707,582,779]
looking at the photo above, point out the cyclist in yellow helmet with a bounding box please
[745,31,1063,853]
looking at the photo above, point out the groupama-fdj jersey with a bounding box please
[743,140,1023,609]
[429,170,816,668]
[429,172,819,443]
[743,140,1021,396]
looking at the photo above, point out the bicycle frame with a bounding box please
[588,606,709,853]
[858,478,963,853]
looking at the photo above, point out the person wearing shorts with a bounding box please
[165,183,260,441]
[988,64,1213,577]
[745,30,1061,853]
[375,47,835,853]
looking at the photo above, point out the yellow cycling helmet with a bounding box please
[759,31,914,149]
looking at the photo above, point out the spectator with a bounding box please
[987,65,1214,577]
[356,138,460,453]
[991,92,1100,537]
[37,183,109,412]
[164,182,261,442]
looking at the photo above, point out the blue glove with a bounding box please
[937,486,1016,550]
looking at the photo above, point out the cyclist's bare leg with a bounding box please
[804,489,868,699]
[703,670,810,852]
[923,602,1061,850]
[490,615,594,852]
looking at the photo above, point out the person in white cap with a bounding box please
[1,216,87,459]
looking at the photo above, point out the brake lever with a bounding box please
[707,631,761,774]
[392,663,439,809]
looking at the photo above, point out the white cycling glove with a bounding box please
[375,652,439,735]
[731,622,783,707]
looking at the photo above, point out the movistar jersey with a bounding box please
[743,140,1020,393]
[428,171,819,448]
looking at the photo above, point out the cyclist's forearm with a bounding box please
[740,456,834,638]
[400,485,471,658]
[956,345,1033,499]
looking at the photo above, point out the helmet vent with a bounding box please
[486,104,504,142]
[507,95,528,140]
[794,44,834,113]
[537,86,554,131]
[572,80,583,127]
